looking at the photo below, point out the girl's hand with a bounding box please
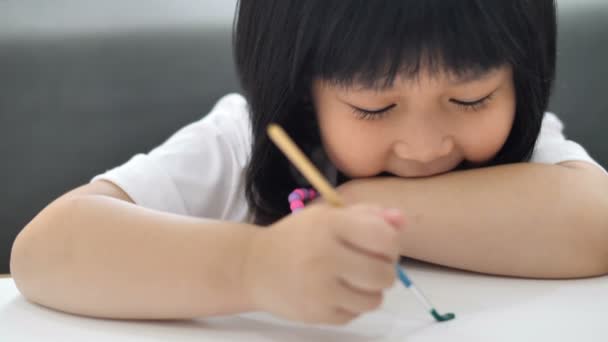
[243,203,405,325]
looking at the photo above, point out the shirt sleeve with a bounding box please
[91,93,252,221]
[531,112,606,173]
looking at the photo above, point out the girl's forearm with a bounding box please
[339,163,608,278]
[10,195,257,319]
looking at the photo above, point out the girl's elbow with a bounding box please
[10,197,76,302]
[10,225,41,301]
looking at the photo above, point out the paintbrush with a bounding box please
[267,124,455,322]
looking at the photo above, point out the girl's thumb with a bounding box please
[381,208,406,231]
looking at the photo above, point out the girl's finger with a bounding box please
[381,208,406,231]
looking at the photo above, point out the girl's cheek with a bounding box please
[463,122,512,162]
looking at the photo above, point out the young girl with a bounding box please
[10,0,608,325]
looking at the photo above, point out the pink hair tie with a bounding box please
[288,188,318,213]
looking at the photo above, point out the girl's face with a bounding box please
[312,64,516,178]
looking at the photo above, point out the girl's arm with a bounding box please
[11,180,408,325]
[339,162,608,278]
[10,181,257,319]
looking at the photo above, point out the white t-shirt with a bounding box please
[91,93,606,222]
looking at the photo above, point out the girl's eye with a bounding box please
[351,104,396,120]
[450,93,494,112]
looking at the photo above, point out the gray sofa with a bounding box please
[1,0,606,274]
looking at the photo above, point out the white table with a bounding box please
[1,261,607,341]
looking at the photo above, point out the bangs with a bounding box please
[236,0,556,225]
[299,1,525,90]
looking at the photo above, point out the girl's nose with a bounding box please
[392,135,454,163]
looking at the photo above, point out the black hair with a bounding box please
[234,0,557,225]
